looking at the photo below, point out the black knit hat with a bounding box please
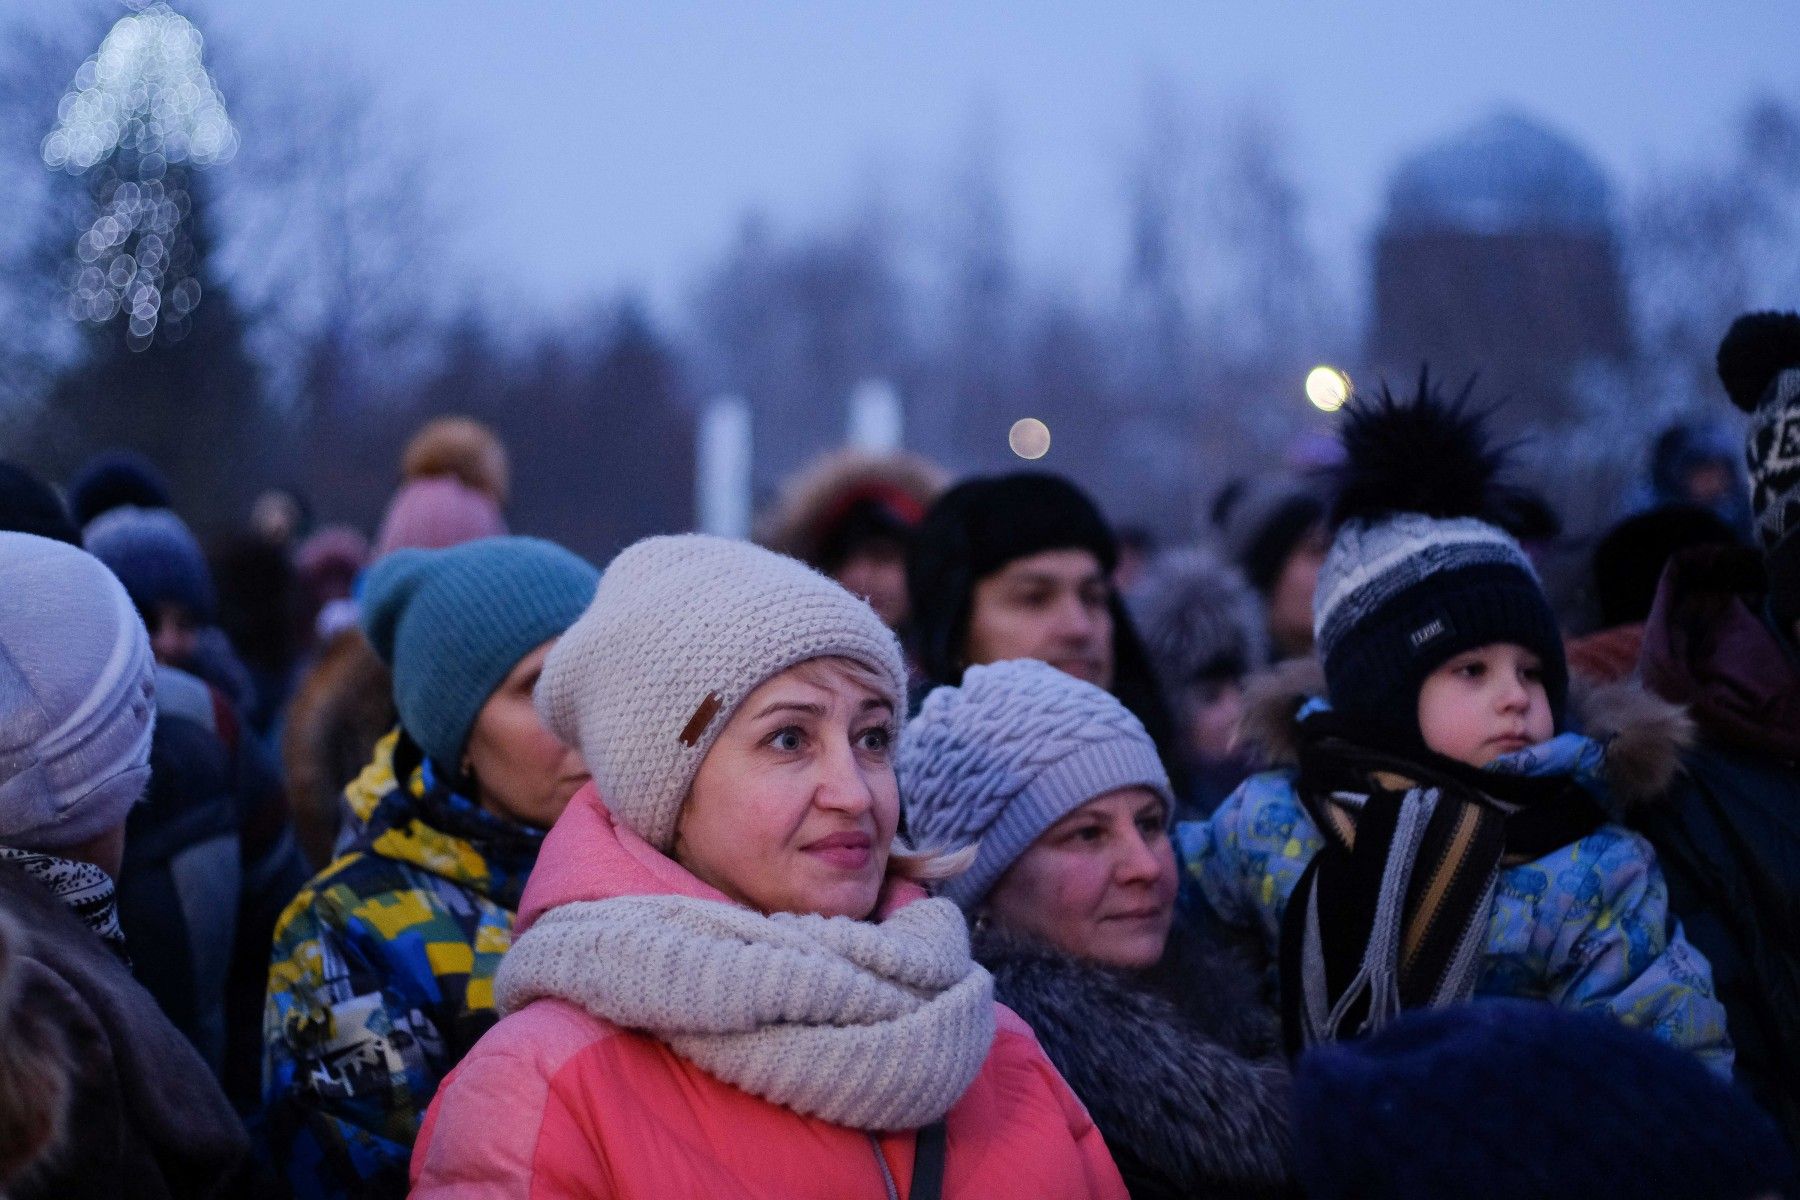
[905,471,1178,767]
[1212,477,1326,594]
[0,461,81,545]
[907,472,1117,684]
[1592,504,1740,628]
[1294,999,1794,1200]
[67,451,172,529]
[1717,311,1800,628]
[1314,375,1568,742]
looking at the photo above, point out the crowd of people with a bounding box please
[1,315,1798,1199]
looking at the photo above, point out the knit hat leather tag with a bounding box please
[1408,611,1455,655]
[680,693,723,746]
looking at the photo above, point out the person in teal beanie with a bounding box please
[263,536,599,1200]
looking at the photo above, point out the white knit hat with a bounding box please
[1,533,156,849]
[536,534,908,852]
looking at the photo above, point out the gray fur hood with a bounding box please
[973,919,1293,1200]
[1236,658,1695,813]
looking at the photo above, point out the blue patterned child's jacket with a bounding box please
[262,732,544,1198]
[1178,685,1734,1075]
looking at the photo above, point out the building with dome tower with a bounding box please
[1368,112,1632,427]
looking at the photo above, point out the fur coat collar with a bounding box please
[972,918,1292,1199]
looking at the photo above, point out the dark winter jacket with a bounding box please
[123,661,308,1110]
[1638,544,1800,1144]
[973,919,1293,1199]
[115,664,242,1077]
[0,860,251,1199]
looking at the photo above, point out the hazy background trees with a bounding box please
[1,3,1796,556]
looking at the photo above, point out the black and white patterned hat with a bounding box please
[1717,312,1800,624]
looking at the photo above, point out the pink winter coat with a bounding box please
[409,784,1128,1199]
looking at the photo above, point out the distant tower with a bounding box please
[1368,112,1631,425]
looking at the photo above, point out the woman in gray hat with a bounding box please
[900,658,1291,1200]
[0,531,250,1198]
[411,534,1126,1199]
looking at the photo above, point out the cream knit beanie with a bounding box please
[536,534,908,852]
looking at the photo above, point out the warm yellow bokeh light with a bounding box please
[1008,417,1052,460]
[1306,366,1352,413]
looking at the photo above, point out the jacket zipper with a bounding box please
[868,1133,899,1200]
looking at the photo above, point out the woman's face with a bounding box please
[983,787,1177,970]
[963,549,1115,688]
[1268,526,1328,659]
[676,660,900,919]
[462,640,591,830]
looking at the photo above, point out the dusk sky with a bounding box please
[33,1,1800,317]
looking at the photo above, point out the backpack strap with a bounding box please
[909,1120,947,1200]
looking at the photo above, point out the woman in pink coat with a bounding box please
[411,534,1126,1199]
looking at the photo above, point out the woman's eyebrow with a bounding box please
[750,700,828,720]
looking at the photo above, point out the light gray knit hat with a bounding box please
[1,533,156,850]
[1130,544,1270,695]
[897,658,1174,910]
[535,534,908,853]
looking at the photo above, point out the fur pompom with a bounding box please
[401,417,511,505]
[1330,369,1525,529]
[1716,311,1800,413]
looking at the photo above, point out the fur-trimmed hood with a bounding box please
[1237,657,1694,812]
[973,919,1292,1199]
[281,628,395,869]
[756,449,948,566]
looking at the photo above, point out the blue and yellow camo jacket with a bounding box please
[262,732,544,1198]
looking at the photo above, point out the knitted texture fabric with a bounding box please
[897,659,1174,910]
[360,536,599,771]
[495,891,995,1130]
[1292,998,1794,1200]
[1740,367,1800,555]
[535,534,907,853]
[1311,513,1567,736]
[1739,366,1800,628]
[83,504,217,622]
[372,476,507,560]
[0,533,155,849]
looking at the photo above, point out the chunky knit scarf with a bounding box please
[0,846,126,952]
[496,892,996,1130]
[1279,708,1606,1056]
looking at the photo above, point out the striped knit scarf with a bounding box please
[1277,710,1605,1056]
[497,892,996,1130]
[0,846,127,952]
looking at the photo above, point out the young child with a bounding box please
[1178,378,1733,1072]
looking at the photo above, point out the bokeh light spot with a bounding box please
[1306,365,1352,413]
[1009,417,1052,460]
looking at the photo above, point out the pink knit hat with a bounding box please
[372,477,507,560]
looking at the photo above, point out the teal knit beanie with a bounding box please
[361,536,599,771]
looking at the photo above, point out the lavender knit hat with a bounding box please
[897,659,1174,910]
[535,534,907,853]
